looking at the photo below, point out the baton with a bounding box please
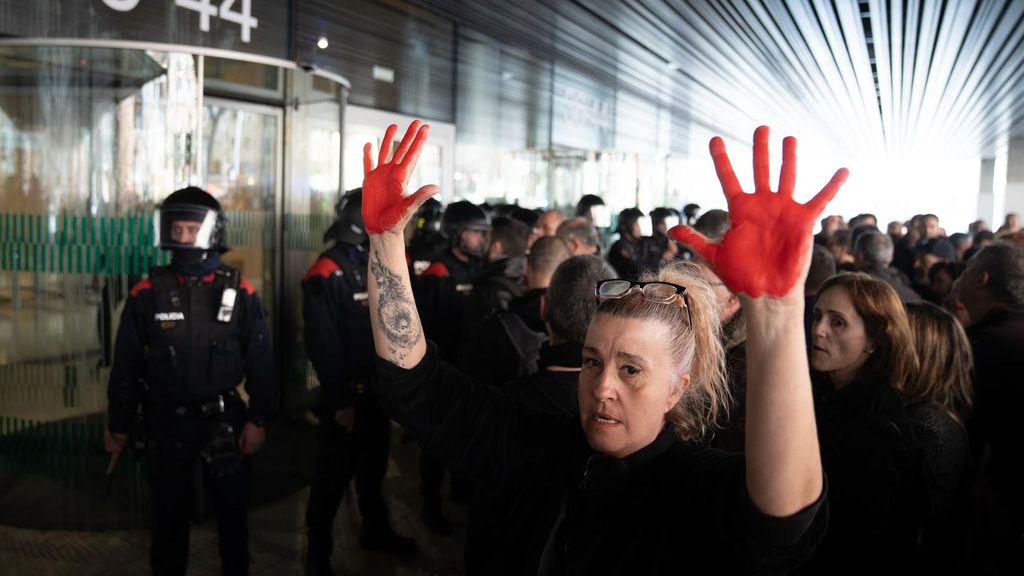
[102,451,121,500]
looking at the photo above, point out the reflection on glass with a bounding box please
[0,46,199,529]
[343,125,442,196]
[202,101,280,317]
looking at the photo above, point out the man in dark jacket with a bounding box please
[952,241,1024,569]
[456,216,530,370]
[302,189,416,576]
[853,230,922,302]
[104,187,277,576]
[461,236,571,387]
[465,255,616,572]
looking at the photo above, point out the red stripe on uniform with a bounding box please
[420,262,450,277]
[239,277,256,295]
[302,257,340,283]
[129,278,153,297]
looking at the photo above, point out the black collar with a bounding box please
[539,342,583,370]
[578,426,678,495]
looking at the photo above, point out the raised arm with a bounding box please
[670,126,848,516]
[362,121,438,368]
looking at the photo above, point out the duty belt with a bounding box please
[174,389,240,419]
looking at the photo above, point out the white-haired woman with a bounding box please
[360,121,847,574]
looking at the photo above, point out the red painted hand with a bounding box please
[669,126,849,298]
[362,120,439,235]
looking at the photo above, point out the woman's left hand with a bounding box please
[669,126,848,298]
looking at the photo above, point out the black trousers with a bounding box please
[305,390,392,558]
[147,405,250,576]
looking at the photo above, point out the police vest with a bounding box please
[145,265,245,399]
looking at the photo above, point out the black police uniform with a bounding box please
[108,263,276,576]
[608,236,643,280]
[302,242,413,563]
[414,249,480,361]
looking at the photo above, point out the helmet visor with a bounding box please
[638,215,653,237]
[590,204,611,228]
[155,205,218,250]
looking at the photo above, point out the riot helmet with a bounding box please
[575,194,611,228]
[617,207,649,238]
[650,207,681,235]
[414,197,443,237]
[441,201,491,258]
[324,188,367,245]
[682,203,701,225]
[155,187,227,252]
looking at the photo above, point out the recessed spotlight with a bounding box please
[317,36,329,50]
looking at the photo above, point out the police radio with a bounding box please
[217,287,237,323]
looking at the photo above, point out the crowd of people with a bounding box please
[104,119,1024,575]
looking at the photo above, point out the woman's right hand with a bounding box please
[362,120,439,237]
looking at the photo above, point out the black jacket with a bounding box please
[501,342,582,417]
[802,372,924,574]
[967,306,1024,530]
[466,342,582,573]
[905,400,972,569]
[462,288,548,387]
[107,265,277,433]
[456,256,526,368]
[863,264,922,303]
[413,250,480,361]
[507,287,546,334]
[608,237,642,280]
[301,243,372,414]
[374,342,827,575]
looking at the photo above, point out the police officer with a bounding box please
[104,186,277,576]
[414,200,491,360]
[641,207,681,270]
[406,196,446,275]
[608,207,647,280]
[412,200,490,534]
[302,189,417,576]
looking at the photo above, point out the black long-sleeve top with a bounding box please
[374,342,827,575]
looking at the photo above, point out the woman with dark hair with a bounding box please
[360,121,847,574]
[803,272,924,573]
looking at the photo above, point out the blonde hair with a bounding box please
[595,260,731,441]
[904,302,974,426]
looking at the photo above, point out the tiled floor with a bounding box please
[0,424,470,576]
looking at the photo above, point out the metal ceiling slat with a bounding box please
[934,2,1024,152]
[830,0,887,152]
[867,0,895,152]
[749,1,857,139]
[928,0,990,142]
[406,0,1024,158]
[946,34,1024,154]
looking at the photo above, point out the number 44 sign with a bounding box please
[102,0,259,43]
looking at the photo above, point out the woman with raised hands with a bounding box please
[363,121,847,574]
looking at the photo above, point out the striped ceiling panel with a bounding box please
[414,0,1024,158]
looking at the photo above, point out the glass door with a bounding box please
[200,98,282,327]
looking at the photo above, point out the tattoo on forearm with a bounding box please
[370,250,421,364]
